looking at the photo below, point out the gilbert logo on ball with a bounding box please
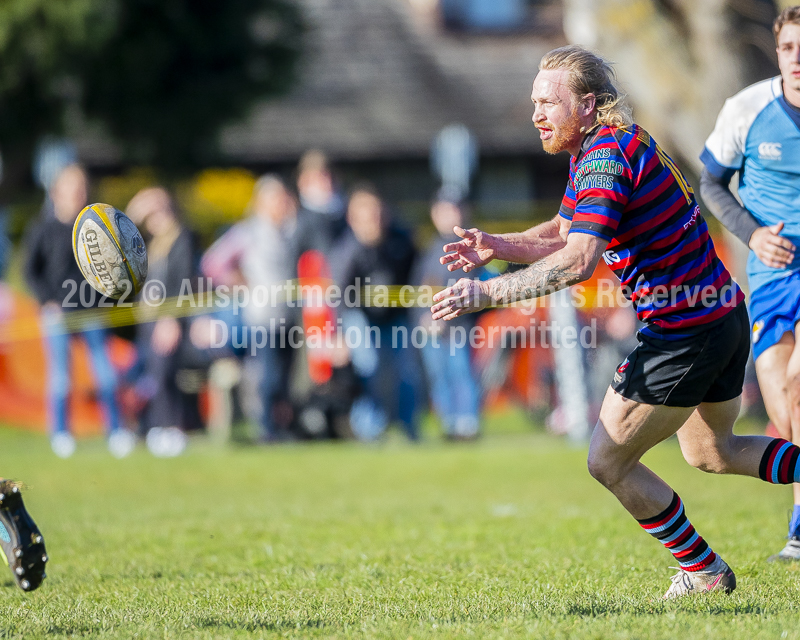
[72,203,148,300]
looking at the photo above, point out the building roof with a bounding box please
[219,0,565,164]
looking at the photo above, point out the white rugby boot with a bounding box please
[663,556,736,599]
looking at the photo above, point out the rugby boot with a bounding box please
[0,481,47,592]
[768,536,800,562]
[663,556,736,599]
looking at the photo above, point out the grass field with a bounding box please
[1,418,800,639]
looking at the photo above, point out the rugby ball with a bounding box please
[72,203,148,300]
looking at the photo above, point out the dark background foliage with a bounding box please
[0,0,302,190]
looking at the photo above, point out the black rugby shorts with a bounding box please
[610,303,750,407]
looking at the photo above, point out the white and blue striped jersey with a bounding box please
[701,77,800,292]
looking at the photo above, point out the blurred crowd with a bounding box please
[17,151,646,458]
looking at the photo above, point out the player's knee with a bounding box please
[586,454,606,484]
[587,450,626,488]
[681,443,730,474]
[786,371,800,405]
[685,453,727,474]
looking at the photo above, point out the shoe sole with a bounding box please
[768,554,800,562]
[0,483,47,592]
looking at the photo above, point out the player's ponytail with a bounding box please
[539,45,633,129]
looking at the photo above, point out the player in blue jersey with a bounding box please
[700,6,800,562]
[430,44,800,598]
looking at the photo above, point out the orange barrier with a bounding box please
[0,287,136,435]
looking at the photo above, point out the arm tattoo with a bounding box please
[486,259,583,305]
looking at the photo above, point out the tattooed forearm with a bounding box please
[485,258,583,305]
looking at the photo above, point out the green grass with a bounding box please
[1,421,800,639]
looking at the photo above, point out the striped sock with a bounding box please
[637,492,717,572]
[759,439,800,485]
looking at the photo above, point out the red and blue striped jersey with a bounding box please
[559,124,744,338]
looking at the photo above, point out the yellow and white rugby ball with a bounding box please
[72,203,148,300]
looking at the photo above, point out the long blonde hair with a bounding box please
[539,45,633,129]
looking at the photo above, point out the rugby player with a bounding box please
[0,479,47,591]
[700,6,800,562]
[431,45,800,598]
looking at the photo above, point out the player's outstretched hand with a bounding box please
[439,226,497,272]
[750,222,796,269]
[431,278,489,321]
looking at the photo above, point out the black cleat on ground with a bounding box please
[0,480,47,592]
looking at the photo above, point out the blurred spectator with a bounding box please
[202,175,301,441]
[23,164,125,458]
[332,184,419,440]
[411,191,481,439]
[126,187,202,456]
[295,150,347,257]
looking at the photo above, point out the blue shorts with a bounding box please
[749,271,800,361]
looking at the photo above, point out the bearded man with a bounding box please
[431,45,800,598]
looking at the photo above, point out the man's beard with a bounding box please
[542,109,584,155]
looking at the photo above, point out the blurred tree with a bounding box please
[0,0,112,190]
[0,0,302,192]
[76,0,303,169]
